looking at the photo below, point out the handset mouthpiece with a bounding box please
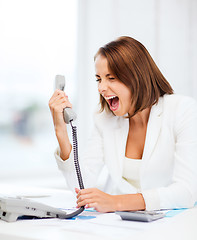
[63,108,77,124]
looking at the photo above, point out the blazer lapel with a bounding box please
[114,117,129,178]
[142,97,163,164]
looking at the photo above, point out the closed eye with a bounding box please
[96,77,115,82]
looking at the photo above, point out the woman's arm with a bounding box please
[54,113,106,192]
[76,188,145,212]
[49,89,72,160]
[142,96,197,211]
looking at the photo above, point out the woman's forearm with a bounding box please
[114,193,146,211]
[56,127,72,161]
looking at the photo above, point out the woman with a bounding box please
[49,36,197,212]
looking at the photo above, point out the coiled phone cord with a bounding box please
[58,121,85,219]
[70,121,85,190]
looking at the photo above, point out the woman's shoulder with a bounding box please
[161,93,197,119]
[164,93,196,102]
[162,93,197,110]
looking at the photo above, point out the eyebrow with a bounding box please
[95,73,112,78]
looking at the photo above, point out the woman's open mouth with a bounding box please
[105,95,119,112]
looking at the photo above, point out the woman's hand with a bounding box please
[75,188,146,213]
[48,89,72,132]
[75,188,118,213]
[48,89,73,160]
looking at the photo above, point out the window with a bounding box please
[0,0,78,188]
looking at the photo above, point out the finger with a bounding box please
[49,91,67,106]
[54,95,71,108]
[49,89,69,104]
[50,95,72,112]
[75,188,80,194]
[77,198,95,208]
[54,89,66,95]
[76,189,100,202]
[53,98,72,110]
[86,203,98,210]
[76,189,93,199]
[77,188,97,196]
[49,89,64,103]
[76,193,93,203]
[55,89,69,100]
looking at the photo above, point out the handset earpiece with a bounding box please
[55,75,77,124]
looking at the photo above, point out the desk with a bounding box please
[0,184,197,240]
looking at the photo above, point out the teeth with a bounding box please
[105,96,116,100]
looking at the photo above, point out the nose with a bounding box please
[98,79,108,94]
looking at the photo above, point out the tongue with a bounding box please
[111,97,119,108]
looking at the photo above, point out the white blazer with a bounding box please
[55,94,197,211]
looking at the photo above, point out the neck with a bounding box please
[129,108,151,127]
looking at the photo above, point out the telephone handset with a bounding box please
[55,75,77,124]
[0,76,85,222]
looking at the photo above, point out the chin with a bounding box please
[112,110,126,117]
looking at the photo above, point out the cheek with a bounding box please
[97,84,101,93]
[123,94,132,111]
[122,91,132,104]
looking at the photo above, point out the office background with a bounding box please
[0,0,196,188]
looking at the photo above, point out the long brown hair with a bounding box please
[94,36,173,116]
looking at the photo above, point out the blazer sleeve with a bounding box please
[142,97,197,211]
[55,114,105,193]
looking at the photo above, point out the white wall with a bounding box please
[75,0,197,151]
[0,0,78,187]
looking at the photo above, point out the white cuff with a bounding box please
[54,147,75,171]
[141,189,160,211]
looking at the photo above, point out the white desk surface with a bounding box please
[0,184,197,240]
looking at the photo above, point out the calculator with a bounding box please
[116,210,165,222]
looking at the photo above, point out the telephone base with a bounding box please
[0,196,75,222]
